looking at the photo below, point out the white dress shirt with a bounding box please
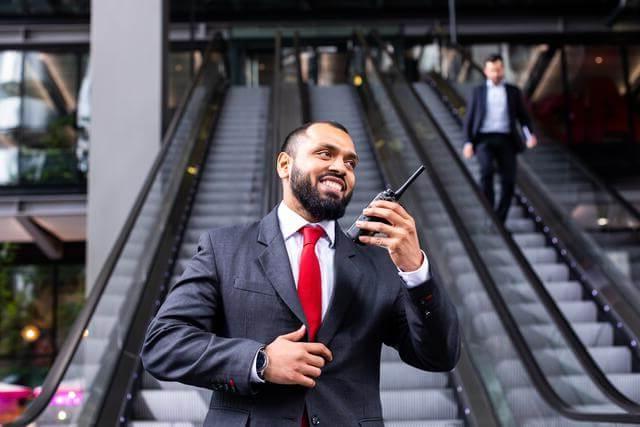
[251,201,431,382]
[479,80,510,134]
[471,79,532,142]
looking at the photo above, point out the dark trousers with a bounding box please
[475,133,517,223]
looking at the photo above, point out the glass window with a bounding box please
[627,46,640,142]
[20,52,80,185]
[0,49,89,188]
[520,48,568,143]
[168,50,203,116]
[0,266,54,358]
[564,45,630,144]
[0,51,22,185]
[56,265,85,349]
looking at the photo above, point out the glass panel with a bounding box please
[20,52,80,185]
[0,266,53,357]
[628,46,640,143]
[56,266,85,350]
[0,51,22,185]
[564,46,630,144]
[76,54,90,175]
[440,45,485,99]
[168,51,202,113]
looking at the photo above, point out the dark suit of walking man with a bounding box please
[463,53,537,223]
[141,121,460,426]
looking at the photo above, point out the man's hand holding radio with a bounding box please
[356,200,424,272]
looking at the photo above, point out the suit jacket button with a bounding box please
[311,415,320,425]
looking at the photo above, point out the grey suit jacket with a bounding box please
[141,207,460,427]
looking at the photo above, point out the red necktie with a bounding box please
[298,225,324,341]
[298,226,324,427]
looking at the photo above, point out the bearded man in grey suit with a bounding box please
[141,121,460,427]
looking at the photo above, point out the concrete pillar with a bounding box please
[87,0,168,288]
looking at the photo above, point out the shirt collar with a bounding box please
[486,79,505,88]
[277,201,336,248]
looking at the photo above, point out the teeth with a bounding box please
[321,180,342,191]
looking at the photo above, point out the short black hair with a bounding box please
[484,53,503,65]
[280,121,350,156]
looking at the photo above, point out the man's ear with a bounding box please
[276,152,291,179]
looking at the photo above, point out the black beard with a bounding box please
[290,165,352,221]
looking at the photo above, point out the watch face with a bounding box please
[257,350,266,370]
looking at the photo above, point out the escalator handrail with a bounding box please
[6,33,223,427]
[294,32,311,124]
[360,30,640,423]
[441,41,640,227]
[263,32,283,216]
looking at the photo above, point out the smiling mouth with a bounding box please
[319,176,346,193]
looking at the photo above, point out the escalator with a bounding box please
[432,42,640,289]
[357,32,640,426]
[130,86,270,425]
[414,79,640,425]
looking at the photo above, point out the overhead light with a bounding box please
[598,217,608,226]
[21,325,40,342]
[57,410,68,421]
[353,75,363,87]
[595,56,604,64]
[187,166,198,176]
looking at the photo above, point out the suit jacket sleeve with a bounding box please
[513,86,534,134]
[463,87,478,144]
[383,272,461,372]
[140,231,263,395]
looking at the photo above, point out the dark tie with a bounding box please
[298,226,324,427]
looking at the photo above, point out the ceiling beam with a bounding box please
[15,215,63,259]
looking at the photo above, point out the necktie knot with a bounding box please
[301,225,324,246]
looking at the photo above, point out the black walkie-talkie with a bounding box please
[347,165,426,244]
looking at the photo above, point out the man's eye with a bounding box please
[318,151,331,158]
[345,160,356,169]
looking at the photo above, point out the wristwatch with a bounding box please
[256,347,269,381]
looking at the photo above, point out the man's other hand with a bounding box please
[463,143,474,159]
[526,135,538,149]
[264,325,333,388]
[356,200,423,272]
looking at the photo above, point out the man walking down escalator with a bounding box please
[463,53,537,223]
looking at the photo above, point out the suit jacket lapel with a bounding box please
[316,224,363,346]
[257,208,307,326]
[479,84,488,126]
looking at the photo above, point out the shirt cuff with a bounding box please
[397,250,430,288]
[522,126,533,141]
[250,348,265,384]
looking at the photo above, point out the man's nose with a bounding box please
[328,157,347,174]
